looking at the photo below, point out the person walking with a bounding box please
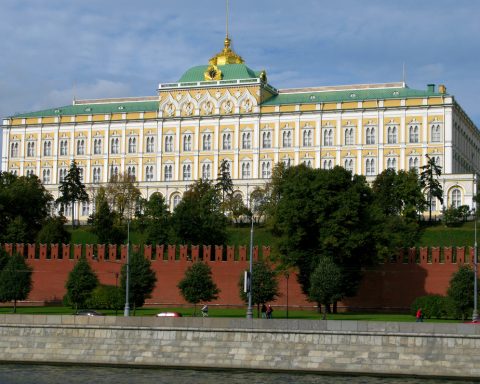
[416,308,423,322]
[266,304,273,319]
[261,304,267,319]
[201,304,209,317]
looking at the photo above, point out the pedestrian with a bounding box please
[201,304,209,317]
[261,304,267,318]
[266,304,273,319]
[416,307,423,322]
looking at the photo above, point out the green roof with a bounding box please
[262,86,445,105]
[178,64,261,82]
[11,101,158,118]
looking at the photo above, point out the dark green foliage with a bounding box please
[410,295,449,319]
[170,179,228,246]
[216,159,234,213]
[420,154,444,222]
[120,251,157,314]
[64,256,99,311]
[86,285,123,311]
[309,257,343,319]
[36,215,71,244]
[0,253,33,313]
[442,206,465,227]
[0,172,54,243]
[178,261,220,315]
[89,200,126,244]
[56,161,89,228]
[238,260,279,317]
[447,265,477,320]
[142,193,170,245]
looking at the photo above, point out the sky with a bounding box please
[1,0,480,127]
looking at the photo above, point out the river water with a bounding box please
[0,365,476,384]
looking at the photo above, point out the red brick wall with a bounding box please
[2,244,476,310]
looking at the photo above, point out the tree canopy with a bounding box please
[0,253,33,313]
[420,154,444,221]
[447,265,476,320]
[309,257,343,319]
[142,192,171,245]
[64,256,99,311]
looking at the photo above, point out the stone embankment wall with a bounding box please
[0,315,479,378]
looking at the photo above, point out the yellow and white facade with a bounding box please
[2,37,479,220]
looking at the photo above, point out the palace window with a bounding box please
[183,164,191,180]
[58,168,67,183]
[79,167,84,182]
[165,135,174,152]
[431,124,441,142]
[43,141,52,156]
[111,138,119,154]
[93,167,101,183]
[408,157,419,171]
[202,163,211,180]
[128,137,137,154]
[145,165,154,181]
[261,162,271,178]
[451,188,462,208]
[42,169,51,184]
[282,130,292,147]
[27,142,35,157]
[366,127,376,145]
[26,169,34,177]
[283,157,291,167]
[146,137,155,153]
[164,164,173,181]
[82,201,89,217]
[323,159,333,170]
[241,162,251,179]
[110,166,119,179]
[365,158,375,176]
[94,139,102,155]
[183,134,192,151]
[303,159,312,168]
[387,158,397,170]
[409,125,419,143]
[222,133,232,150]
[344,159,354,172]
[10,142,18,157]
[202,134,212,150]
[242,132,251,149]
[303,129,313,147]
[60,140,68,156]
[262,131,271,148]
[344,128,354,145]
[76,139,85,155]
[387,126,397,144]
[172,195,181,210]
[127,166,136,181]
[323,129,333,146]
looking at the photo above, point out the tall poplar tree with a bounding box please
[420,154,444,222]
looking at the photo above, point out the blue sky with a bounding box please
[1,0,480,126]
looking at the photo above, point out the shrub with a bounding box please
[411,295,448,319]
[442,206,464,227]
[86,284,123,310]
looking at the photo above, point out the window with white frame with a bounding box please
[451,188,462,208]
[222,132,232,150]
[27,142,35,157]
[110,166,119,179]
[202,163,211,180]
[387,157,397,170]
[164,164,173,181]
[164,135,174,152]
[366,127,376,145]
[26,169,34,177]
[282,130,292,147]
[303,129,313,147]
[431,124,441,142]
[261,162,271,178]
[60,140,68,156]
[42,169,51,184]
[10,142,18,157]
[262,131,271,148]
[93,167,101,183]
[323,159,333,170]
[146,136,155,153]
[81,201,89,217]
[43,141,52,156]
[79,167,84,182]
[365,158,375,176]
[127,166,136,181]
[183,164,191,180]
[202,134,211,150]
[408,157,419,171]
[94,139,102,155]
[323,129,333,146]
[344,128,354,145]
[128,137,137,153]
[303,159,312,168]
[344,159,354,172]
[145,165,154,181]
[224,161,232,177]
[409,125,419,143]
[77,139,85,155]
[387,126,397,144]
[12,170,18,176]
[172,195,181,210]
[431,197,437,212]
[241,162,251,179]
[242,132,251,149]
[283,157,291,167]
[64,203,72,218]
[111,138,119,154]
[183,134,192,151]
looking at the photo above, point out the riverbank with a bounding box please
[0,315,479,379]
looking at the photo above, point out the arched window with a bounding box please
[27,142,35,157]
[366,127,375,145]
[387,126,397,144]
[183,164,191,180]
[146,137,155,153]
[43,141,52,156]
[10,143,18,157]
[42,169,51,184]
[164,164,173,181]
[172,195,181,210]
[242,132,251,149]
[345,128,354,145]
[93,167,101,183]
[431,124,441,142]
[165,135,173,152]
[409,125,419,143]
[387,158,397,170]
[128,137,137,153]
[60,140,68,156]
[145,166,154,182]
[451,188,462,208]
[323,159,333,170]
[241,162,251,179]
[203,134,211,150]
[183,134,192,151]
[261,162,271,178]
[366,158,375,176]
[323,129,333,146]
[127,166,136,181]
[283,130,292,147]
[283,157,291,167]
[202,163,211,180]
[94,139,102,155]
[409,157,419,171]
[223,133,232,150]
[111,138,119,154]
[262,132,271,148]
[303,129,312,147]
[344,159,354,172]
[76,139,85,155]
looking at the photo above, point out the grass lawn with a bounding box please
[0,306,460,322]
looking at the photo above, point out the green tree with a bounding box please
[308,257,343,320]
[225,193,249,225]
[86,284,123,312]
[447,265,477,320]
[170,179,228,245]
[89,199,125,244]
[143,192,170,245]
[120,251,157,314]
[36,215,71,244]
[215,159,234,213]
[178,261,220,316]
[56,161,89,228]
[105,173,142,222]
[0,172,53,243]
[0,253,33,313]
[420,154,444,222]
[238,260,279,317]
[64,256,99,311]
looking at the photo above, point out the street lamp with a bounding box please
[124,219,130,317]
[246,209,254,319]
[473,174,478,321]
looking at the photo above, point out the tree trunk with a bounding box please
[71,201,75,229]
[13,299,17,313]
[322,304,327,320]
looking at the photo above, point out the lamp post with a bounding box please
[246,211,254,319]
[124,219,130,317]
[473,174,478,321]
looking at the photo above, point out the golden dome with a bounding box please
[208,36,244,66]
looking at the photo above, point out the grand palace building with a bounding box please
[2,36,479,220]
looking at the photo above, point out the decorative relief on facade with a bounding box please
[165,103,176,117]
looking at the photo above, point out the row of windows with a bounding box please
[27,155,441,185]
[9,124,445,158]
